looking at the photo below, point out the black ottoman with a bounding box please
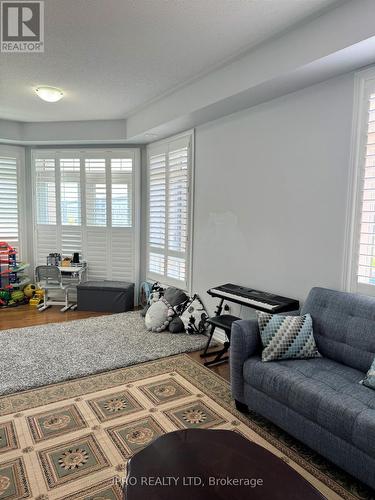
[77,280,134,313]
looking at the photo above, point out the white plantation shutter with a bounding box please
[84,157,107,279]
[85,227,108,280]
[60,158,82,256]
[33,149,139,284]
[60,158,81,226]
[35,158,56,225]
[148,151,166,265]
[147,133,193,289]
[35,225,59,266]
[111,158,133,228]
[34,157,58,264]
[111,229,134,281]
[0,147,25,258]
[354,89,375,292]
[110,158,134,280]
[0,156,19,249]
[167,146,188,282]
[85,158,106,227]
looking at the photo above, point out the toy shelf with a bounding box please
[0,242,30,307]
[11,278,31,288]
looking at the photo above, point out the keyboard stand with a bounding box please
[200,297,240,367]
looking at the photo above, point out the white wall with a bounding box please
[192,73,355,316]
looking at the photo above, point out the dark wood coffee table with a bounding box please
[124,429,326,500]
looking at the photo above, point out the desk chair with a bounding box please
[35,265,72,312]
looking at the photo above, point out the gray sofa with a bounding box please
[230,287,375,490]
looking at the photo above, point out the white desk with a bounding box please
[58,264,87,283]
[58,264,87,310]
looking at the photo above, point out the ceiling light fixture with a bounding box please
[35,86,64,102]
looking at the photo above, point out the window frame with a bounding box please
[0,144,27,259]
[345,67,375,296]
[146,130,194,292]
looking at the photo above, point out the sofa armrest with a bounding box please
[230,319,261,403]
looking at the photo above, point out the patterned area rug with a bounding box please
[0,354,373,500]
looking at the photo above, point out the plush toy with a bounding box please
[148,282,165,304]
[149,291,161,303]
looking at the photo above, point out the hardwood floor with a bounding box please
[0,305,230,382]
[0,304,110,330]
[188,348,230,381]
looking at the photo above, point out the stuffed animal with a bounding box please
[148,282,165,304]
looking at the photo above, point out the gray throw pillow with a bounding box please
[164,287,189,307]
[360,357,375,390]
[257,312,321,362]
[145,298,174,332]
[168,316,185,333]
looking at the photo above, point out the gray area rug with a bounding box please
[0,311,211,395]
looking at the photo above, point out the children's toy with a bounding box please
[23,283,36,298]
[29,288,45,307]
[0,290,11,302]
[148,282,165,304]
[11,290,25,303]
[47,253,61,266]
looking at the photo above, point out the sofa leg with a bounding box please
[235,400,249,414]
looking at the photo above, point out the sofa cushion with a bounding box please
[243,356,375,458]
[301,287,375,372]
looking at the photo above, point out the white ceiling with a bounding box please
[0,0,344,123]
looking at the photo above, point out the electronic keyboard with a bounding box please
[207,283,299,313]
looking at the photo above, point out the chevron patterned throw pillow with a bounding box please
[257,312,321,362]
[360,357,375,390]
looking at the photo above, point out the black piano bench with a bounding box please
[201,314,240,367]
